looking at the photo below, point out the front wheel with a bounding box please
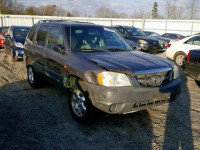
[69,81,95,123]
[174,52,187,67]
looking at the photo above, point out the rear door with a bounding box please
[45,26,67,86]
[33,25,51,75]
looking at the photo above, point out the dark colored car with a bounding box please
[144,31,170,51]
[0,26,9,48]
[113,26,160,54]
[184,50,200,83]
[24,21,181,122]
[162,33,185,41]
[4,26,31,60]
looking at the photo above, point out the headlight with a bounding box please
[14,42,24,48]
[173,65,179,79]
[98,72,132,87]
[139,40,148,44]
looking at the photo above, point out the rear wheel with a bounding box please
[174,52,187,67]
[27,66,42,88]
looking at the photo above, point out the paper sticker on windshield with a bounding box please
[103,27,115,32]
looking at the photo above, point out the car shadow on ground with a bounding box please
[162,71,194,149]
[0,80,154,150]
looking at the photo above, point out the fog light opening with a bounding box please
[109,104,116,112]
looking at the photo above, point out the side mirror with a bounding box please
[53,44,65,54]
[6,35,11,38]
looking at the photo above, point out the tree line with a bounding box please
[0,0,199,19]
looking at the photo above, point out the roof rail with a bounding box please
[38,20,94,24]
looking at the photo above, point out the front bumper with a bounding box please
[85,78,181,114]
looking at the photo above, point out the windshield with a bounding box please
[66,26,133,52]
[13,27,30,38]
[148,32,161,37]
[126,28,146,37]
[0,27,9,34]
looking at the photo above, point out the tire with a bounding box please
[174,52,187,67]
[69,79,95,123]
[27,66,42,88]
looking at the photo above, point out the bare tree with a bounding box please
[131,10,145,19]
[166,0,183,19]
[0,0,14,14]
[188,0,198,20]
[96,7,120,18]
[25,6,39,15]
[12,0,25,15]
[119,12,128,18]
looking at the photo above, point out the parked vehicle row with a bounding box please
[2,21,198,123]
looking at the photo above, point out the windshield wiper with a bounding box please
[105,48,132,51]
[74,49,109,52]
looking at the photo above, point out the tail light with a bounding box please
[187,50,191,62]
[168,44,171,48]
[178,38,182,40]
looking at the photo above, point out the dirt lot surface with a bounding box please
[0,49,199,150]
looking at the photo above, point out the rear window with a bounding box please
[13,27,30,38]
[36,25,51,47]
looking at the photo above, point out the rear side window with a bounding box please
[47,26,64,51]
[28,25,39,42]
[163,34,168,37]
[36,25,51,47]
[185,37,200,46]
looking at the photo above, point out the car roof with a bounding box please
[36,20,105,28]
[112,25,136,28]
[164,33,183,36]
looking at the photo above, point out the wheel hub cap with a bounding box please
[71,90,86,117]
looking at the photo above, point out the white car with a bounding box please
[166,35,200,66]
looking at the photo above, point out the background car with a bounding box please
[4,26,30,60]
[113,26,160,54]
[162,33,185,41]
[184,50,200,85]
[144,31,170,51]
[166,35,200,67]
[0,26,9,48]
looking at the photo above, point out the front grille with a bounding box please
[136,71,173,87]
[149,41,159,45]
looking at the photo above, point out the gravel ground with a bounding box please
[0,49,199,150]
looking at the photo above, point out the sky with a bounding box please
[16,0,194,17]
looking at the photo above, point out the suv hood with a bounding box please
[79,51,173,75]
[128,36,158,43]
